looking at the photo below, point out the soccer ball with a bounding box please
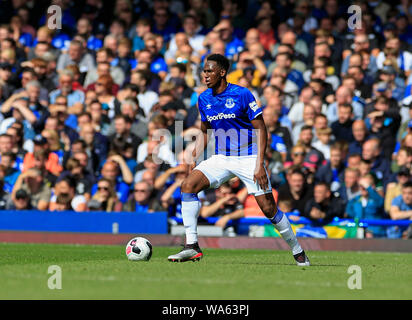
[126,237,153,261]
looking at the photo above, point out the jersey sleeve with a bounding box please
[241,88,262,121]
[197,94,207,122]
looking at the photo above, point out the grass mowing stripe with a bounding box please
[0,243,411,299]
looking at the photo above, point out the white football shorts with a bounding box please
[194,154,272,196]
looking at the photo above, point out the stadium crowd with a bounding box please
[0,0,411,239]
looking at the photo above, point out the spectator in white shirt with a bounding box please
[312,127,333,160]
[130,69,159,119]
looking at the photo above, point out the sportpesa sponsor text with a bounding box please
[206,113,236,121]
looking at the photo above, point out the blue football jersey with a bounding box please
[198,83,262,156]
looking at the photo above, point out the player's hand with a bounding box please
[253,164,268,192]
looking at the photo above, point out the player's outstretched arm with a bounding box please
[251,115,269,191]
[190,121,211,169]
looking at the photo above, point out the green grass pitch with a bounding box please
[0,242,411,300]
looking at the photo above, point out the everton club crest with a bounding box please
[225,98,235,108]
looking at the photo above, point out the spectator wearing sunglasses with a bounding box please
[90,178,122,212]
[124,181,163,214]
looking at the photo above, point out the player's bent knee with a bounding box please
[181,179,194,193]
[181,171,210,194]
